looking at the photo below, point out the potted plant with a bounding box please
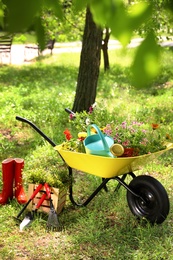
[23,145,70,213]
[103,121,167,156]
[62,104,169,157]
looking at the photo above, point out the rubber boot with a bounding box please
[14,158,27,204]
[0,158,15,205]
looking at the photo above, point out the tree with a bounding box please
[0,0,173,111]
[102,28,110,72]
[133,0,173,39]
[72,8,103,112]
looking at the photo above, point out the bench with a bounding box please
[24,44,39,61]
[0,35,13,64]
[46,39,55,55]
[24,39,55,61]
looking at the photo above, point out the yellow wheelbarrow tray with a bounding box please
[55,143,173,178]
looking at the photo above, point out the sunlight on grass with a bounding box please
[0,48,173,259]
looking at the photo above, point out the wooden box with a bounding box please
[27,184,67,215]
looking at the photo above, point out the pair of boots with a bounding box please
[0,158,27,205]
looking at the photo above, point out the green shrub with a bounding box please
[23,144,70,188]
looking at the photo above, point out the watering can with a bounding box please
[83,124,115,157]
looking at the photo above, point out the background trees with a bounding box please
[0,0,173,111]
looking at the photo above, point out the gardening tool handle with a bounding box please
[30,183,43,199]
[16,116,56,147]
[16,184,44,218]
[35,192,47,209]
[87,124,110,152]
[44,183,51,199]
[16,199,32,218]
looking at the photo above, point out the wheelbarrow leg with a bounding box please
[114,174,128,193]
[114,172,136,193]
[102,178,108,192]
[68,167,110,207]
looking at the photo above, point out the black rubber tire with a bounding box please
[127,175,170,224]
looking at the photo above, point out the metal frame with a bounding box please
[68,166,143,207]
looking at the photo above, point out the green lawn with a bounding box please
[0,47,173,259]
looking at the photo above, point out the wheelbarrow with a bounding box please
[16,115,173,225]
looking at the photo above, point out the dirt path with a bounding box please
[1,39,173,65]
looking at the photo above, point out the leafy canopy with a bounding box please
[0,0,173,88]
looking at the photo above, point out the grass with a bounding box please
[0,47,173,259]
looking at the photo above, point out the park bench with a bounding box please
[46,39,55,55]
[0,35,13,64]
[24,39,55,61]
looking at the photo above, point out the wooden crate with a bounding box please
[27,184,67,215]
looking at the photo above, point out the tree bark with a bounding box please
[72,8,103,112]
[102,27,110,71]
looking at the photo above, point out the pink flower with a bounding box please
[69,113,75,120]
[122,140,130,147]
[89,106,93,114]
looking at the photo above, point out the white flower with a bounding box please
[85,118,90,125]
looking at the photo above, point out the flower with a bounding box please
[62,130,86,153]
[63,129,72,141]
[103,121,166,156]
[69,113,75,120]
[63,103,168,157]
[152,123,159,130]
[78,132,87,141]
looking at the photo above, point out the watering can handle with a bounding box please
[87,124,110,152]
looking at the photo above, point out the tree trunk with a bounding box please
[72,8,103,112]
[102,27,110,71]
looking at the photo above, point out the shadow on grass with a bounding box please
[0,63,78,93]
[0,139,37,163]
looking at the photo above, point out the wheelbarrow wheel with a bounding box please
[126,175,170,224]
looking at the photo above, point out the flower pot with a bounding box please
[122,148,139,157]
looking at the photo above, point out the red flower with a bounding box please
[64,129,72,140]
[78,137,85,141]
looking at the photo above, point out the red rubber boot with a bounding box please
[14,158,27,204]
[0,158,15,205]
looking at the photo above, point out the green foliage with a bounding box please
[0,0,173,87]
[0,50,173,259]
[3,0,43,31]
[66,103,168,155]
[23,144,70,188]
[90,1,152,46]
[70,102,115,133]
[72,0,88,12]
[131,32,161,88]
[136,0,173,38]
[13,34,26,44]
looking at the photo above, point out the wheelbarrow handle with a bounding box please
[65,108,75,115]
[16,116,56,147]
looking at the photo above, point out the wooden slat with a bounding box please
[27,184,67,214]
[0,35,13,63]
[0,37,12,52]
